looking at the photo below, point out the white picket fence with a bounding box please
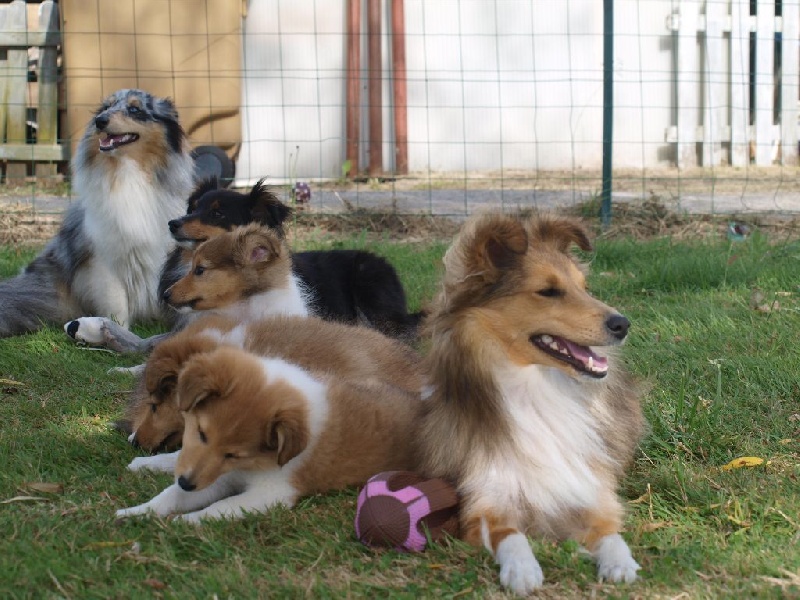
[667,0,799,168]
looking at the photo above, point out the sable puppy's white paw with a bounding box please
[127,453,177,473]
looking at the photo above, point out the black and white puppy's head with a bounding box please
[167,178,292,248]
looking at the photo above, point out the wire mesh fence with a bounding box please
[1,0,799,239]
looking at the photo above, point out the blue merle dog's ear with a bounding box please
[249,178,292,236]
[154,96,179,120]
[185,178,219,214]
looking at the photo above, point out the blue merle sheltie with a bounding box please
[0,89,195,337]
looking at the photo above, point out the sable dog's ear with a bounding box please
[233,227,282,266]
[176,354,229,412]
[471,216,529,272]
[262,407,309,466]
[249,179,292,234]
[533,217,593,253]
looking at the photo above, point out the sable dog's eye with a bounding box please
[194,265,206,276]
[224,452,236,459]
[211,209,224,219]
[150,403,157,414]
[199,429,207,444]
[537,288,564,298]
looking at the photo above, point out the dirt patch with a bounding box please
[1,197,798,249]
[287,208,462,243]
[567,196,800,241]
[0,203,62,247]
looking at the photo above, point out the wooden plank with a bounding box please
[0,6,9,145]
[5,0,28,183]
[0,31,59,48]
[676,0,700,168]
[729,0,750,166]
[754,0,775,165]
[702,1,725,166]
[35,0,60,179]
[781,0,799,165]
[0,143,67,161]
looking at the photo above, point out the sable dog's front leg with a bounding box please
[574,498,640,583]
[463,509,543,596]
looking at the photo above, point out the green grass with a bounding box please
[1,232,799,598]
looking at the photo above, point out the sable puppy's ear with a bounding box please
[534,217,593,253]
[263,407,309,466]
[249,179,292,234]
[145,356,180,398]
[233,227,282,266]
[175,355,229,412]
[145,337,218,399]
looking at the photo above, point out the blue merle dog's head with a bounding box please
[78,89,187,168]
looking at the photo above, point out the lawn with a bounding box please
[0,228,798,598]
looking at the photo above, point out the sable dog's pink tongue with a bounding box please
[562,339,607,370]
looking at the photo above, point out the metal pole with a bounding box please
[601,0,613,227]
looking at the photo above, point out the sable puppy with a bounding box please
[0,89,194,337]
[124,313,422,452]
[162,223,310,321]
[117,347,420,522]
[416,213,645,595]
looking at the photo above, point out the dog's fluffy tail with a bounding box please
[0,206,88,337]
[0,264,76,337]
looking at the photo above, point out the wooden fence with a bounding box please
[667,0,799,168]
[0,0,65,182]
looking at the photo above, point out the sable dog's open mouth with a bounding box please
[99,133,140,151]
[530,334,609,378]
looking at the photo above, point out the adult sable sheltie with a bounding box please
[0,89,194,336]
[416,213,645,595]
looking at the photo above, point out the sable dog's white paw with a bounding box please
[496,533,544,595]
[594,534,640,583]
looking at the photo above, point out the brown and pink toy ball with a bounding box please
[355,471,460,552]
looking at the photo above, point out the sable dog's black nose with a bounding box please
[162,288,172,302]
[95,114,110,130]
[168,219,180,234]
[177,476,196,492]
[606,314,630,340]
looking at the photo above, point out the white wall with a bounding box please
[236,0,677,184]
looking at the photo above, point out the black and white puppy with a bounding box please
[66,179,422,352]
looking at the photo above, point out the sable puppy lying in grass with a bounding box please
[123,313,423,452]
[416,213,645,595]
[117,346,421,522]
